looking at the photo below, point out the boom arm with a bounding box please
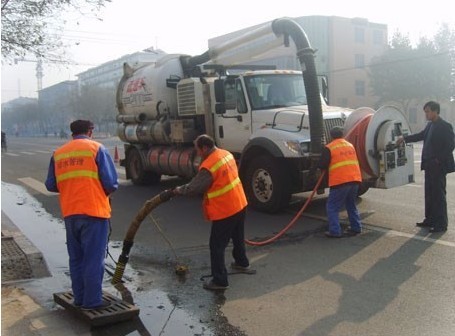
[183,17,324,159]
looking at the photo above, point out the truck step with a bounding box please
[53,291,140,327]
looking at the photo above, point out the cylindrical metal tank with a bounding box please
[116,54,186,120]
[147,146,199,178]
[117,119,171,145]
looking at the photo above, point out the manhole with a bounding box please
[54,291,140,326]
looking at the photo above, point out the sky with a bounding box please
[1,0,454,103]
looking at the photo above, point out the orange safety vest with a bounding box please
[200,148,248,221]
[54,139,111,218]
[326,138,362,187]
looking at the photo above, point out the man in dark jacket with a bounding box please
[397,101,455,233]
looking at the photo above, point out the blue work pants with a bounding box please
[326,184,361,235]
[64,216,108,308]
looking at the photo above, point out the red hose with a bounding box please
[244,114,375,247]
[245,170,326,246]
[344,114,376,178]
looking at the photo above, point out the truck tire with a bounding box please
[243,155,291,213]
[127,148,161,185]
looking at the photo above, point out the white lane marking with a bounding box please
[17,177,56,196]
[303,213,455,248]
[19,151,35,155]
[404,184,421,188]
[35,150,52,154]
[4,153,19,157]
[366,225,455,248]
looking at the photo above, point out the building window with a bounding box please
[354,27,365,43]
[373,30,383,45]
[355,54,365,68]
[355,80,365,96]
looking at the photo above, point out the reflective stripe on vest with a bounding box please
[207,176,241,199]
[326,139,362,187]
[200,149,247,221]
[54,139,111,218]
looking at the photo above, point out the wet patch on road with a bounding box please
[1,182,247,335]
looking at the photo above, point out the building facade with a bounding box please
[38,80,78,134]
[76,48,166,91]
[209,16,388,109]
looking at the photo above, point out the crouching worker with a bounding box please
[318,126,363,238]
[45,120,118,309]
[172,134,250,290]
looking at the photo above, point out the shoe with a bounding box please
[81,300,111,311]
[416,220,431,227]
[231,262,250,272]
[324,231,342,238]
[429,227,447,233]
[203,280,229,291]
[344,229,361,236]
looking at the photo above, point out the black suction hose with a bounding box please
[111,189,175,284]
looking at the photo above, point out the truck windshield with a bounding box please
[244,74,307,110]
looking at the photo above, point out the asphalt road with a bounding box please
[2,135,454,335]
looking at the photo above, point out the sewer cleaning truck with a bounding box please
[116,17,415,213]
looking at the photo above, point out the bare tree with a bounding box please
[1,0,111,61]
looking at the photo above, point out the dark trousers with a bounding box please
[424,167,448,229]
[65,216,108,308]
[209,208,249,286]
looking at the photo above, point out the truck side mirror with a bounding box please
[214,79,225,103]
[215,103,226,114]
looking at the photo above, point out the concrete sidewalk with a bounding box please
[1,211,82,336]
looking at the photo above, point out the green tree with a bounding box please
[369,25,455,111]
[1,0,110,61]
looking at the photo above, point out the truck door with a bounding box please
[215,78,251,153]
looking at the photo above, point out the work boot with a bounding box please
[230,262,250,273]
[202,280,228,291]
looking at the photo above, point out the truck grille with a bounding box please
[177,82,197,115]
[323,118,345,143]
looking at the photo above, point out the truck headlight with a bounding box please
[284,141,310,155]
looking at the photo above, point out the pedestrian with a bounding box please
[172,134,250,290]
[45,120,118,309]
[397,101,455,233]
[318,126,363,238]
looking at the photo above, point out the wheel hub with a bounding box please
[253,169,273,203]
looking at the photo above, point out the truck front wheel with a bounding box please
[127,148,161,185]
[243,156,291,213]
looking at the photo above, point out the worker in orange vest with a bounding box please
[173,134,250,290]
[45,120,118,309]
[318,126,362,238]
